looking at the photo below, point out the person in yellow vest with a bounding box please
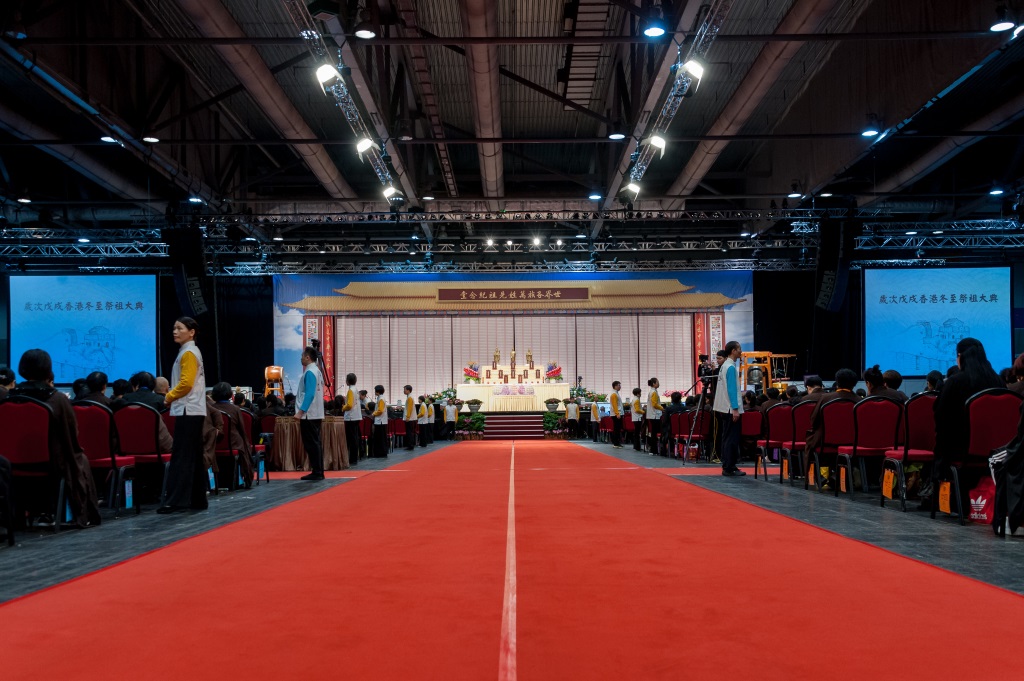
[609,381,624,448]
[631,387,645,451]
[403,385,417,451]
[444,400,459,440]
[590,400,601,442]
[342,373,362,465]
[646,377,664,455]
[425,397,435,445]
[371,384,388,458]
[417,395,429,448]
[565,398,580,439]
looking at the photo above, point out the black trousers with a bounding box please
[418,422,429,447]
[718,412,741,471]
[372,423,388,457]
[345,420,361,464]
[405,421,417,450]
[648,418,662,455]
[425,418,434,444]
[444,421,455,440]
[632,417,644,450]
[164,414,208,509]
[611,416,623,446]
[300,418,324,473]
[567,419,578,439]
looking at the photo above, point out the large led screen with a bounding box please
[864,268,1011,376]
[9,275,157,383]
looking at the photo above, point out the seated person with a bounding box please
[233,392,247,409]
[71,377,89,401]
[122,372,167,410]
[154,376,170,398]
[202,395,224,474]
[109,378,131,411]
[0,367,16,399]
[804,368,861,482]
[210,382,254,487]
[11,349,101,528]
[925,369,945,393]
[794,375,825,405]
[78,371,111,406]
[1012,353,1024,396]
[263,394,289,416]
[660,392,687,451]
[252,395,267,416]
[742,390,757,411]
[784,385,800,404]
[863,365,906,402]
[759,387,781,412]
[883,369,909,401]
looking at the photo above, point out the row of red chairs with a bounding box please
[751,388,1022,524]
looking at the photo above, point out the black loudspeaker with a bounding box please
[814,217,859,313]
[165,226,211,317]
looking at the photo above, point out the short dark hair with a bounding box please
[176,316,199,335]
[786,385,799,398]
[716,349,729,358]
[267,395,281,407]
[72,377,88,397]
[111,378,131,397]
[0,367,16,386]
[670,391,682,403]
[358,389,367,396]
[302,346,319,362]
[863,364,884,388]
[233,392,246,406]
[18,349,53,382]
[346,372,357,386]
[85,371,108,393]
[632,387,642,396]
[130,371,156,390]
[946,365,960,378]
[685,395,698,407]
[647,377,658,387]
[612,381,621,389]
[835,368,858,390]
[766,387,780,400]
[882,369,903,390]
[284,392,295,403]
[375,384,385,395]
[404,384,413,392]
[804,375,823,389]
[211,382,233,401]
[724,340,741,355]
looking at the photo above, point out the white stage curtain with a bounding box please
[575,315,640,397]
[513,316,576,384]
[389,317,453,399]
[639,314,694,400]
[334,317,390,401]
[452,315,515,381]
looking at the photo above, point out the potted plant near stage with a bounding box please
[468,412,486,439]
[466,398,483,413]
[543,411,567,438]
[544,397,561,412]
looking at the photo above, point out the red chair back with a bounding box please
[764,403,793,444]
[819,399,856,450]
[791,401,815,447]
[113,403,162,456]
[669,412,686,438]
[0,397,53,465]
[74,401,117,464]
[741,410,763,437]
[852,397,902,450]
[623,416,635,432]
[161,411,175,437]
[966,388,1023,457]
[392,419,406,436]
[239,409,256,445]
[903,392,937,452]
[691,409,712,437]
[599,416,613,432]
[213,410,237,453]
[259,414,276,435]
[360,416,372,437]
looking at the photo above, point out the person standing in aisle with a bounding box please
[646,377,664,455]
[417,396,429,447]
[342,373,362,465]
[565,398,580,439]
[403,385,417,451]
[425,397,435,445]
[371,385,388,458]
[444,400,458,440]
[293,345,326,481]
[631,387,645,450]
[160,317,211,511]
[591,400,601,442]
[713,341,746,477]
[609,381,624,448]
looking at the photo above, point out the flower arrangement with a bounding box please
[544,397,562,404]
[570,386,606,402]
[465,398,483,405]
[545,362,563,381]
[429,387,458,402]
[463,361,481,383]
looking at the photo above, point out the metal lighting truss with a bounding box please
[0,227,163,240]
[863,220,1020,233]
[281,0,393,188]
[629,0,734,184]
[855,233,1024,250]
[0,242,168,257]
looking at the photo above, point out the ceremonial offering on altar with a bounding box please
[458,348,569,411]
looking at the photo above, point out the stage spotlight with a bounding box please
[682,59,704,80]
[77,237,90,243]
[506,240,513,246]
[642,12,666,38]
[991,5,1015,32]
[533,237,541,246]
[16,194,31,204]
[356,137,378,154]
[100,136,118,143]
[556,239,563,246]
[272,229,283,242]
[624,182,640,195]
[316,64,342,93]
[486,238,494,246]
[642,135,667,158]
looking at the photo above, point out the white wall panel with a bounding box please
[575,315,640,396]
[451,315,515,383]
[389,317,453,399]
[335,317,390,400]
[639,314,694,400]
[513,316,576,384]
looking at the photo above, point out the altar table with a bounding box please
[271,416,350,470]
[456,383,570,412]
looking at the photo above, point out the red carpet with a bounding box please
[3,441,1023,680]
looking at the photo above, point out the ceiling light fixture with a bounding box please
[100,136,117,143]
[642,12,667,38]
[905,231,918,236]
[16,195,30,204]
[588,192,602,200]
[533,237,541,246]
[820,192,833,198]
[624,182,641,194]
[315,64,342,93]
[486,239,494,246]
[422,195,435,201]
[142,136,159,144]
[383,185,398,199]
[556,239,563,246]
[354,11,378,39]
[989,186,1005,196]
[506,240,513,246]
[77,237,90,243]
[990,5,1015,32]
[188,196,204,204]
[787,182,802,199]
[682,59,704,80]
[862,114,882,138]
[607,129,626,141]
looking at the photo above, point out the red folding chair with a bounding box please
[213,409,241,491]
[0,396,64,533]
[388,419,401,451]
[114,403,172,504]
[757,403,792,481]
[785,401,815,486]
[599,416,613,442]
[240,409,268,485]
[740,410,763,469]
[75,401,138,517]
[939,388,1023,524]
[360,416,372,457]
[805,399,855,492]
[161,411,175,437]
[835,397,902,497]
[882,391,937,512]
